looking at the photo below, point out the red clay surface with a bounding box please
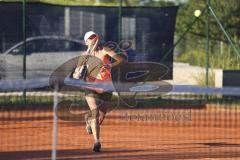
[1,104,240,160]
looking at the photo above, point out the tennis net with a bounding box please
[0,85,240,160]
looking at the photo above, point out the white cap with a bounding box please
[84,31,96,44]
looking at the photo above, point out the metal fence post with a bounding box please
[22,0,27,104]
[205,0,209,87]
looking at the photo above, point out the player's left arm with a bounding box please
[104,48,124,68]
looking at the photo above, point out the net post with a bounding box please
[51,84,59,160]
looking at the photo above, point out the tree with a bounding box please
[176,0,240,46]
[175,0,240,69]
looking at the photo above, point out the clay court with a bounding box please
[1,103,240,160]
[0,0,239,159]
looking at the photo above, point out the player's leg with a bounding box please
[85,91,101,152]
[98,92,113,125]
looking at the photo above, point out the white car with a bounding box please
[0,35,86,80]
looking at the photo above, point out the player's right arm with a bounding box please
[73,51,88,79]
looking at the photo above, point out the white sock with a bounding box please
[95,139,100,143]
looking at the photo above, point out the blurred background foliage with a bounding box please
[175,0,240,70]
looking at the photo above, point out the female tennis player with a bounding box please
[73,31,123,152]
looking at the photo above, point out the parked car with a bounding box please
[0,35,86,80]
